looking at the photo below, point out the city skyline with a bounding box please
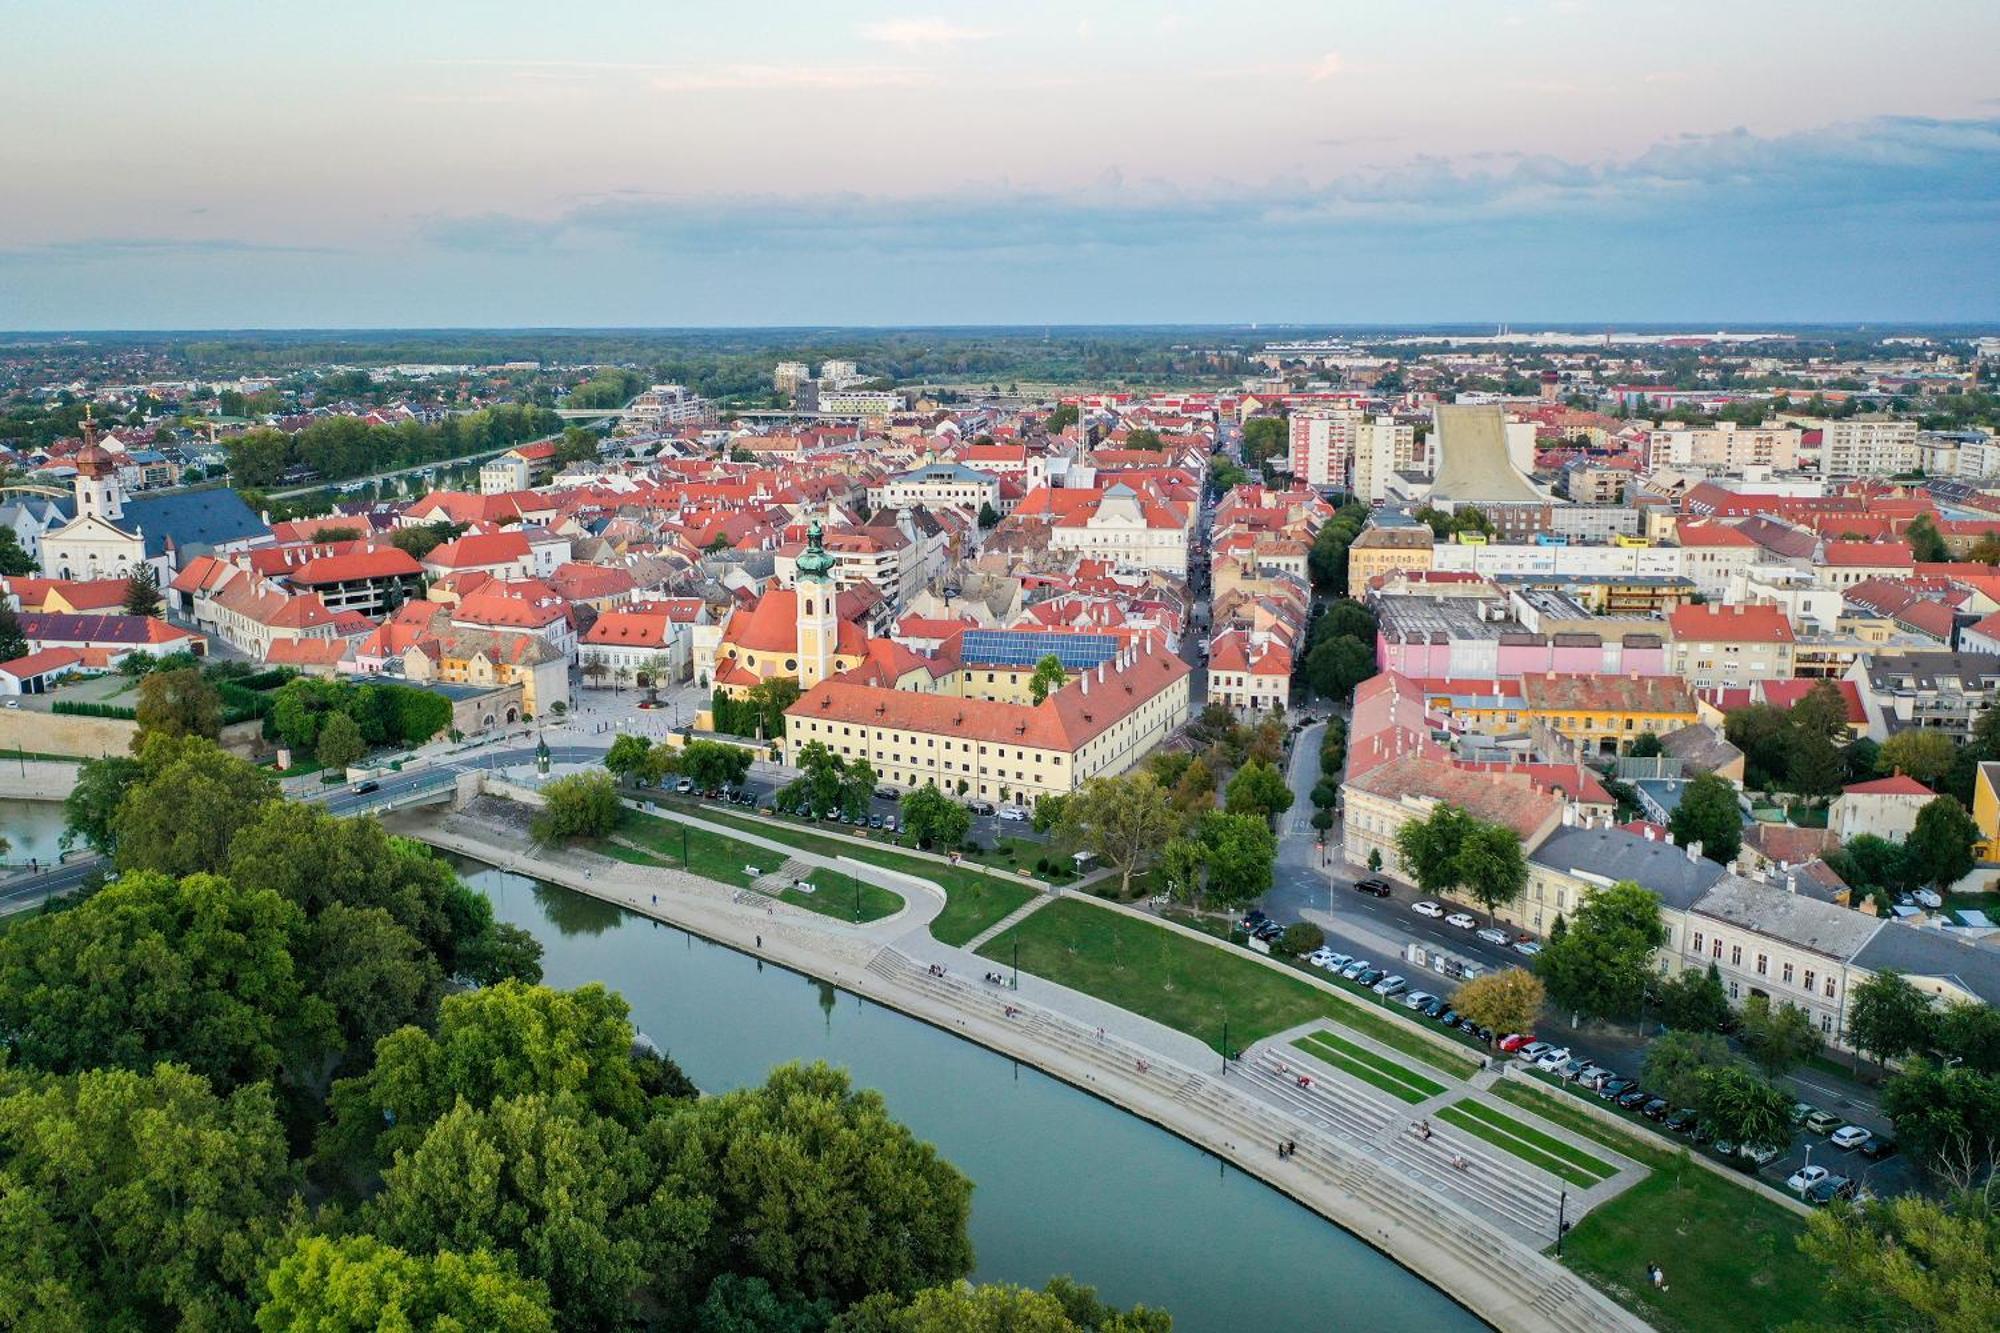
[4,0,1998,327]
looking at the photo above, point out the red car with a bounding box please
[1497,1033,1537,1053]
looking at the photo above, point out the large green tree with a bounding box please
[1848,969,1939,1068]
[1878,729,1956,787]
[1641,1029,1739,1109]
[655,1062,974,1308]
[604,732,654,782]
[533,770,624,842]
[1666,772,1743,863]
[1655,961,1731,1034]
[1454,820,1528,922]
[114,733,280,877]
[0,869,328,1085]
[1191,810,1278,907]
[1028,653,1067,705]
[1393,803,1474,897]
[900,785,971,851]
[1533,879,1666,1021]
[1696,1065,1795,1152]
[0,1064,296,1332]
[1223,758,1294,823]
[1058,774,1180,897]
[133,666,223,743]
[1881,1061,2000,1181]
[1906,796,1979,890]
[1738,994,1822,1078]
[60,751,142,854]
[1801,1189,2000,1333]
[256,1235,556,1332]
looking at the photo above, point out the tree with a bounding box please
[1303,635,1376,702]
[255,1235,556,1333]
[1625,731,1664,759]
[1170,756,1216,812]
[1879,729,1956,787]
[0,603,27,662]
[134,665,223,743]
[1278,922,1324,957]
[363,1095,684,1330]
[1881,1061,2000,1181]
[1906,513,1951,563]
[1641,1029,1738,1109]
[1801,1189,2000,1333]
[1788,733,1847,801]
[654,1062,974,1308]
[1224,758,1294,823]
[316,708,367,770]
[1849,969,1939,1068]
[977,501,1002,529]
[678,739,754,791]
[321,980,688,1171]
[305,901,442,1054]
[604,732,654,783]
[1028,653,1067,705]
[120,563,163,616]
[1936,1001,2000,1075]
[1666,772,1742,862]
[1696,1065,1795,1151]
[60,752,142,854]
[1059,774,1179,897]
[1123,427,1162,451]
[1454,821,1528,922]
[1907,796,1979,890]
[114,734,280,877]
[0,1064,294,1331]
[1533,879,1666,1021]
[901,785,971,850]
[1156,837,1208,904]
[1451,968,1546,1035]
[1393,803,1474,897]
[0,869,324,1086]
[532,771,623,842]
[1828,832,1917,904]
[1030,793,1070,833]
[1738,995,1822,1077]
[0,527,36,577]
[838,1278,1171,1333]
[1656,962,1731,1034]
[1191,811,1278,907]
[1790,679,1854,746]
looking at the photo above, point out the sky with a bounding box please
[2,0,1998,329]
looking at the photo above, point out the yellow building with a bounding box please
[1345,524,1435,597]
[1975,761,2000,861]
[710,520,868,697]
[783,640,1192,807]
[1518,671,1699,757]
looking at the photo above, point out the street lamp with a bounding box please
[1221,1015,1230,1073]
[1556,1189,1569,1256]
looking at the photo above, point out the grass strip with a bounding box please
[1491,1080,1837,1333]
[777,874,903,924]
[618,810,766,887]
[1436,1104,1606,1188]
[1289,1038,1430,1104]
[1300,1029,1445,1098]
[652,799,1035,945]
[1318,997,1480,1079]
[1451,1098,1616,1179]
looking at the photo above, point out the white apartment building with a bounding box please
[479,455,531,495]
[1429,542,1685,580]
[1351,418,1420,502]
[816,388,903,419]
[1288,409,1410,492]
[774,362,811,395]
[1644,423,1803,472]
[818,359,859,386]
[1817,419,1919,477]
[867,461,1002,518]
[627,384,713,427]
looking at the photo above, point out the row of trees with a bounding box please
[708,677,802,738]
[1298,600,1377,704]
[225,403,563,487]
[1391,803,1528,924]
[269,675,454,755]
[1306,500,1371,593]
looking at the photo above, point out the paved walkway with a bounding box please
[960,892,1056,952]
[393,795,1650,1333]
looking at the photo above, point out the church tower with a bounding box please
[72,408,125,524]
[795,515,837,688]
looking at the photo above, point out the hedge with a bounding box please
[51,701,138,720]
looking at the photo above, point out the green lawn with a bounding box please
[617,810,764,887]
[1436,1103,1607,1188]
[1491,1081,1837,1333]
[647,800,1035,945]
[1158,907,1236,941]
[778,873,903,924]
[1294,1030,1443,1101]
[975,897,1480,1077]
[1447,1098,1615,1179]
[1292,1037,1431,1103]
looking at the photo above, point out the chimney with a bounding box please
[1688,839,1703,862]
[1643,825,1656,841]
[1081,673,1090,696]
[1786,872,1798,895]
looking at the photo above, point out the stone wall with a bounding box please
[0,710,266,760]
[0,759,83,800]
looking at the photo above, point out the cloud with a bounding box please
[650,64,937,92]
[0,236,337,262]
[414,114,2000,265]
[1308,52,1344,81]
[860,18,997,47]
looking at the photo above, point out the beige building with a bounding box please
[1340,755,1564,880]
[784,639,1191,806]
[1346,525,1436,597]
[1817,418,1920,478]
[1828,774,1935,842]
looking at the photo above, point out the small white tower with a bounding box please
[795,515,838,688]
[71,408,125,523]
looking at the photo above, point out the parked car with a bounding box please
[1355,968,1386,988]
[1665,1107,1700,1134]
[1321,952,1353,974]
[1402,990,1437,1010]
[1413,900,1445,918]
[1742,1143,1783,1167]
[1829,1125,1872,1151]
[1512,940,1542,958]
[1642,1098,1670,1121]
[967,800,997,815]
[1444,912,1477,930]
[1913,888,1943,909]
[1516,1041,1553,1064]
[1254,921,1285,942]
[1498,1033,1537,1053]
[1578,1066,1616,1091]
[1437,1009,1463,1029]
[675,779,695,794]
[883,814,898,832]
[867,814,884,829]
[1534,1047,1573,1072]
[1616,1086,1651,1110]
[1806,1175,1857,1206]
[1307,948,1337,968]
[1354,878,1392,898]
[1340,958,1372,980]
[874,787,900,801]
[1804,1109,1844,1135]
[1790,1102,1819,1126]
[1859,1137,1897,1160]
[1557,1057,1592,1082]
[1373,976,1409,998]
[1597,1078,1634,1102]
[1474,926,1511,945]
[1416,996,1447,1018]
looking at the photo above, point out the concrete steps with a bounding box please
[961,891,1054,953]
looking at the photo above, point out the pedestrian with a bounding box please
[755,935,762,949]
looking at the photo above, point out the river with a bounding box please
[0,798,69,865]
[467,861,1481,1332]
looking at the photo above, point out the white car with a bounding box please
[1475,926,1511,945]
[1830,1124,1872,1151]
[1373,975,1408,997]
[1320,952,1353,974]
[1306,948,1337,968]
[998,806,1030,822]
[1412,901,1445,919]
[1444,912,1477,930]
[1532,1046,1572,1071]
[1516,1041,1554,1064]
[1402,991,1438,1010]
[1913,888,1943,909]
[1787,1164,1829,1193]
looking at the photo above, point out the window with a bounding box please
[1803,968,1816,992]
[1782,962,1794,985]
[1692,931,1703,953]
[1821,1014,1833,1034]
[1730,944,1742,966]
[1728,980,1740,1000]
[1755,953,1767,976]
[1823,977,1835,999]
[1711,938,1723,959]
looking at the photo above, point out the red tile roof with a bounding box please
[1841,775,1934,798]
[1668,603,1796,644]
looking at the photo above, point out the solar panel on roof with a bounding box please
[958,629,1120,670]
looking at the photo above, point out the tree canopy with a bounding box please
[1533,879,1665,1021]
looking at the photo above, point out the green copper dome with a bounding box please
[797,516,835,580]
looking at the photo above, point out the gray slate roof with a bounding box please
[1529,824,1728,910]
[53,489,270,560]
[1690,875,1885,960]
[1851,921,2000,1007]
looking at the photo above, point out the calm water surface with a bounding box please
[0,798,69,863]
[469,862,1482,1332]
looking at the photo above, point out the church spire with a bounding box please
[797,513,834,581]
